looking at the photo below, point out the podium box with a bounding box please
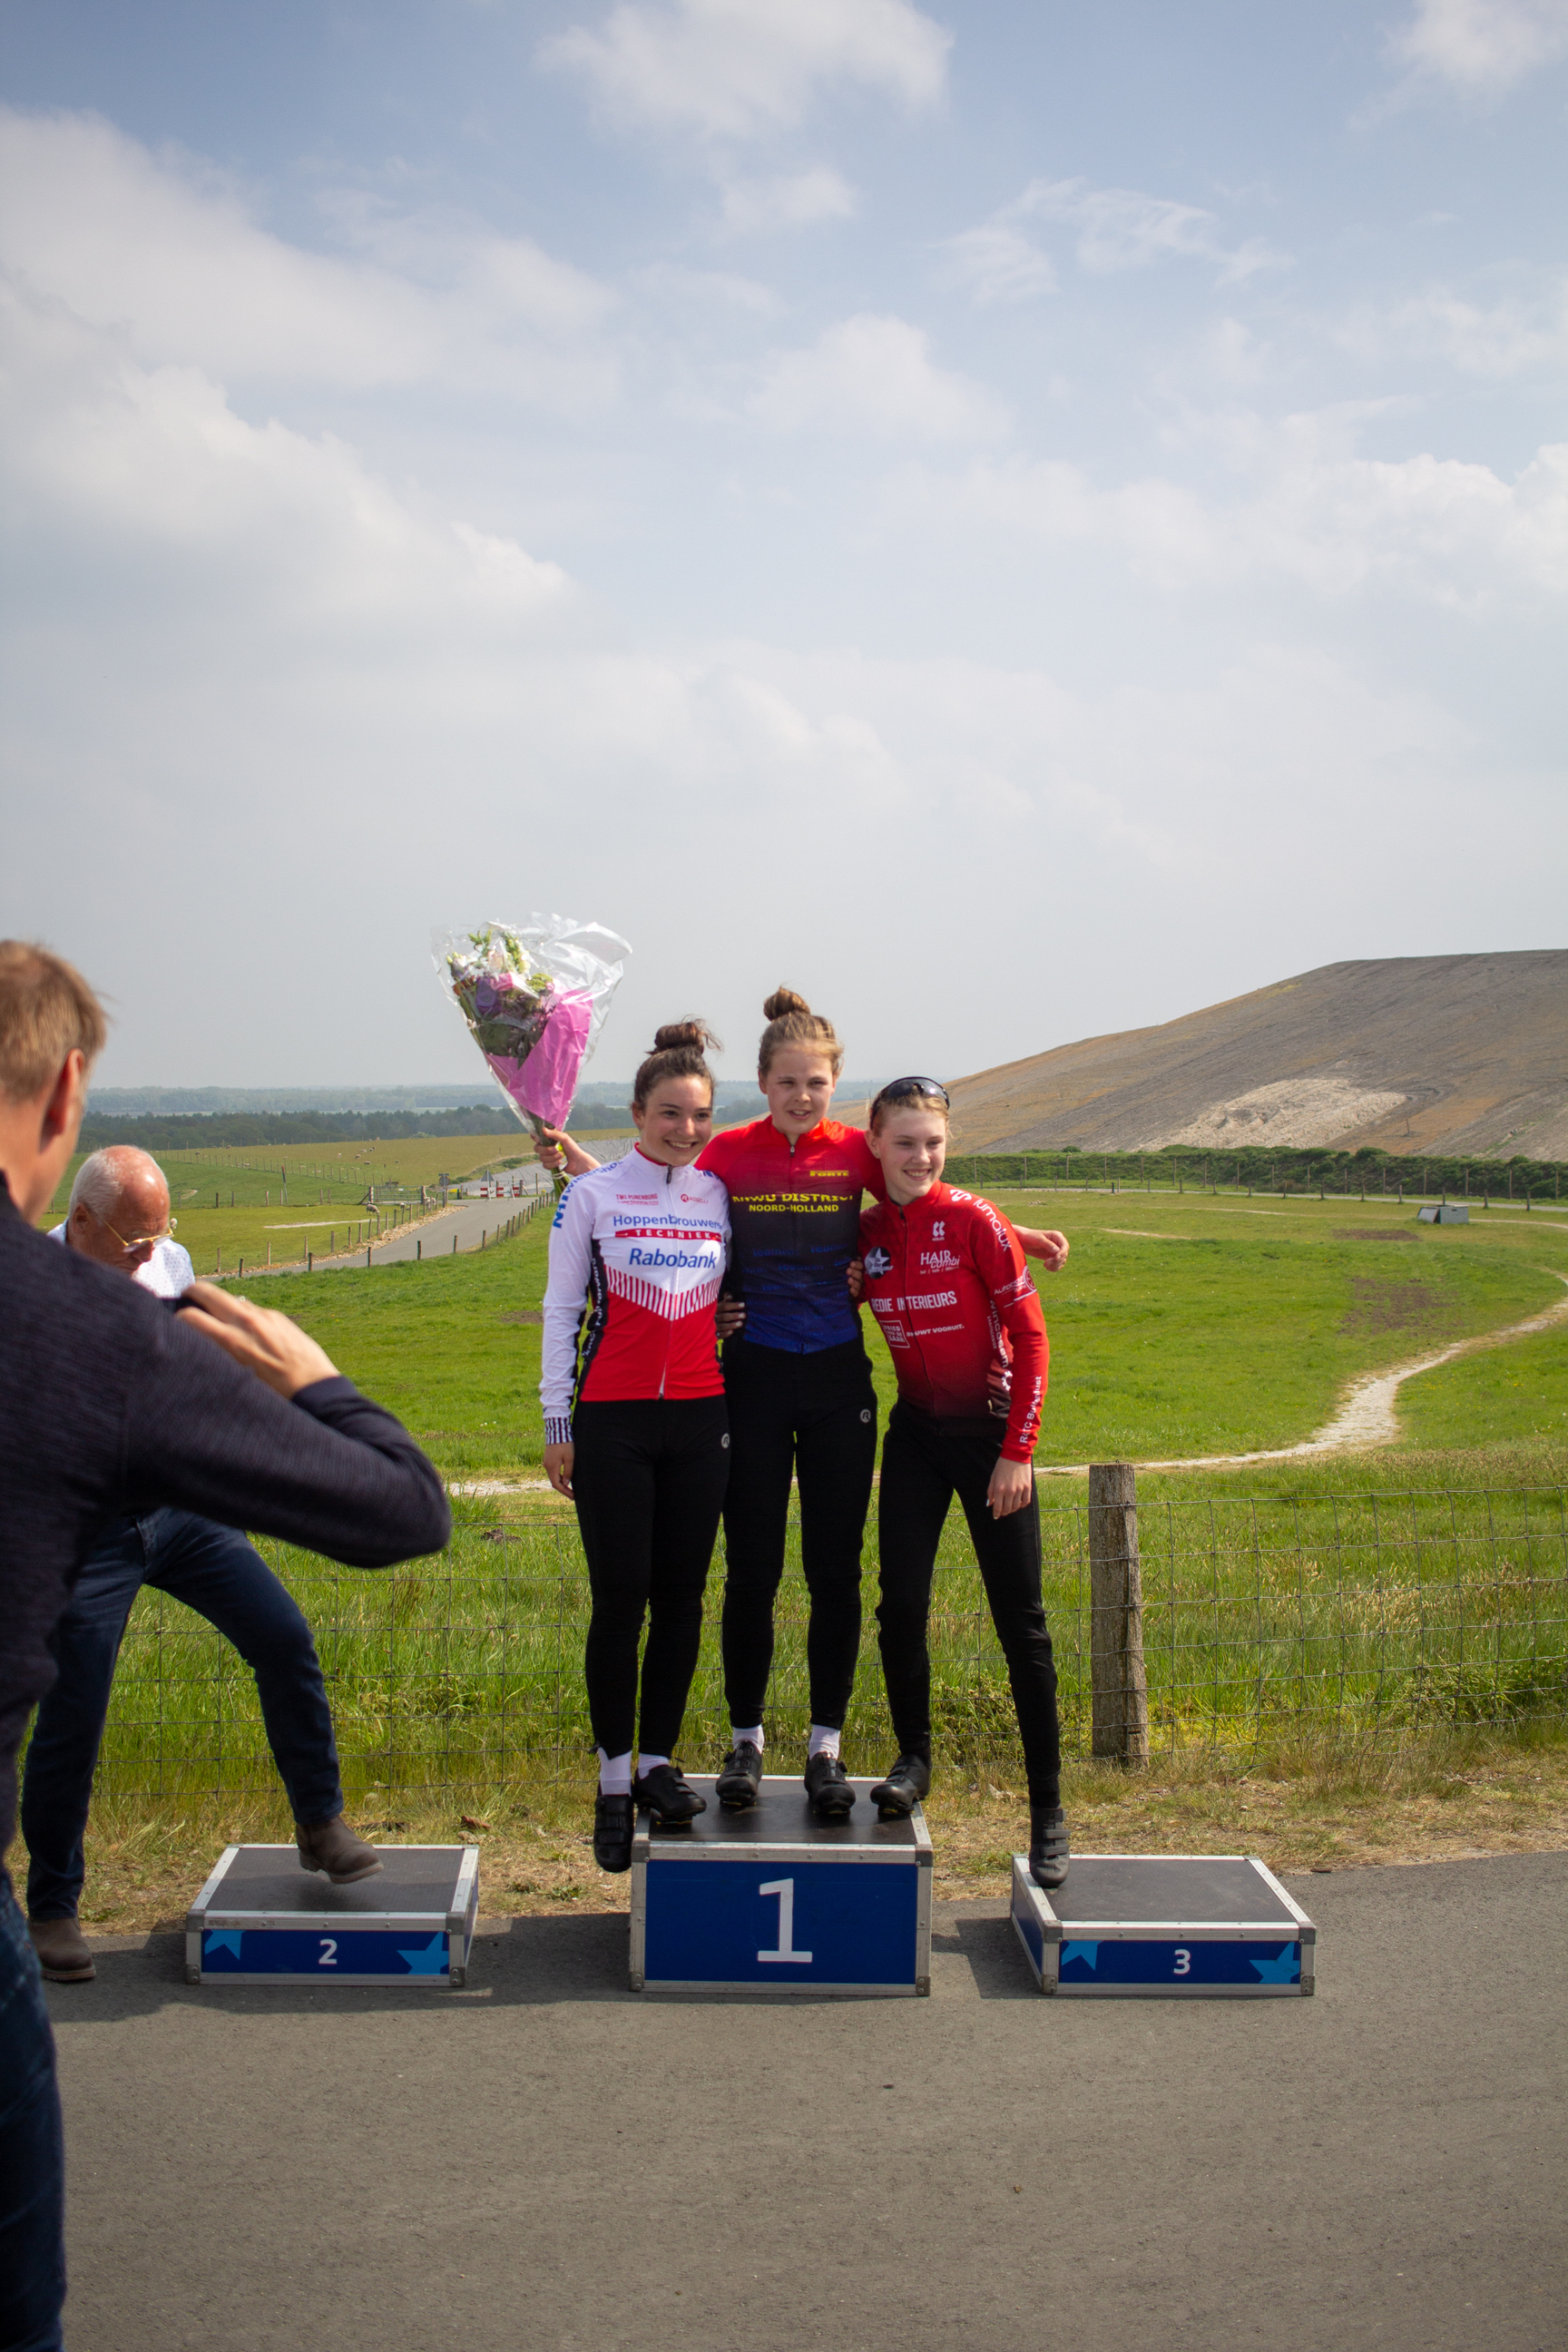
[631,1776,932,1995]
[1011,1853,1315,1997]
[185,1845,479,1987]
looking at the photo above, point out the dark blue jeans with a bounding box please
[22,1509,345,1921]
[0,1877,64,2351]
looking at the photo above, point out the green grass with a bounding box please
[1398,1326,1568,1450]
[63,1175,1568,1808]
[224,1182,1568,1486]
[254,1214,555,1479]
[41,1132,531,1276]
[983,1186,1566,1464]
[91,1469,1566,1807]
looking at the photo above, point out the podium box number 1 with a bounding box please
[631,1777,932,1995]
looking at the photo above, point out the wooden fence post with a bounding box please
[1088,1462,1149,1765]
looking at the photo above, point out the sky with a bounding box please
[1,0,1563,1090]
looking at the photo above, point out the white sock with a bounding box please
[636,1752,671,1779]
[808,1724,841,1761]
[730,1726,764,1752]
[597,1749,633,1795]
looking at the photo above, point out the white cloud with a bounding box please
[541,0,950,140]
[1390,0,1568,92]
[750,313,1010,439]
[0,277,571,635]
[936,220,1056,308]
[4,258,1560,1092]
[891,424,1568,604]
[940,177,1287,303]
[0,107,616,403]
[717,165,858,233]
[1381,280,1568,377]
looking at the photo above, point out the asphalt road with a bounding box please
[289,1181,553,1273]
[47,1853,1564,2351]
[367,1183,550,1266]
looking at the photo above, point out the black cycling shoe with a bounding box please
[593,1793,635,1874]
[1029,1804,1070,1890]
[716,1740,764,1810]
[803,1752,857,1818]
[633,1762,708,1826]
[868,1753,931,1819]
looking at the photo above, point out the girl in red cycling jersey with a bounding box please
[541,1022,730,1874]
[858,1076,1068,1889]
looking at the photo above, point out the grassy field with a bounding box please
[41,1133,535,1275]
[27,1169,1566,1923]
[186,1182,1568,1485]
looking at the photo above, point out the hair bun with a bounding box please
[762,986,810,1021]
[652,1018,720,1054]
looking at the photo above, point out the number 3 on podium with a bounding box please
[757,1878,813,1965]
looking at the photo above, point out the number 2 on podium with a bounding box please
[757,1878,813,1965]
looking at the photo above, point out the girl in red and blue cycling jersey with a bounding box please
[540,1022,730,1874]
[858,1076,1068,1889]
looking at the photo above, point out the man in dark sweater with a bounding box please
[0,943,452,2352]
[25,1142,387,1990]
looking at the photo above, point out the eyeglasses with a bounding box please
[872,1076,950,1110]
[86,1203,178,1252]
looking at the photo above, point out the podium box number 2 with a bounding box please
[1012,1853,1316,1997]
[185,1845,479,1987]
[631,1777,932,1995]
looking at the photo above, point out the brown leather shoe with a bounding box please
[296,1815,385,1885]
[29,1916,96,1984]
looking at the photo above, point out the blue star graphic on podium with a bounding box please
[1061,1941,1100,1970]
[1249,1944,1299,1984]
[204,1930,243,1960]
[397,1935,447,1975]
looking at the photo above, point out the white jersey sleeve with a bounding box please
[540,1172,598,1444]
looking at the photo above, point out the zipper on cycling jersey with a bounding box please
[658,1160,673,1397]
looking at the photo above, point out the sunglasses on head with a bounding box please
[873,1075,950,1111]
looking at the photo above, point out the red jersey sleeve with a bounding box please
[968,1200,1048,1461]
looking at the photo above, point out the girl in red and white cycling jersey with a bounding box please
[858,1076,1068,1890]
[541,1022,730,1873]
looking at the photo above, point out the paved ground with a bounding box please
[292,1181,552,1274]
[366,1183,549,1267]
[49,1855,1564,2352]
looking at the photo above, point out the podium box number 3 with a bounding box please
[1012,1853,1316,1997]
[632,1777,933,1994]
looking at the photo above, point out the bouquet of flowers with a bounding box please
[433,916,631,1181]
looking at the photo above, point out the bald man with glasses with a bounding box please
[26,1145,382,1984]
[54,1143,194,1296]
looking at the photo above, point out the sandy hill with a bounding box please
[946,953,1568,1161]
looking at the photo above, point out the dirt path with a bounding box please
[1038,1269,1568,1477]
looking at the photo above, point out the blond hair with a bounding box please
[757,987,843,1081]
[0,941,107,1103]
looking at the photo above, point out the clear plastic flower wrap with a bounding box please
[433,916,631,1171]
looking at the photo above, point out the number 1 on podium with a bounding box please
[757,1877,813,1965]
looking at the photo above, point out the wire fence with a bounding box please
[88,1484,1568,1805]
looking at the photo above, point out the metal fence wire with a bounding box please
[85,1483,1568,1804]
